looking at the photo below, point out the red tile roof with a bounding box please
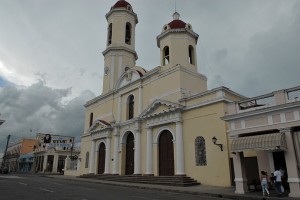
[168,19,186,29]
[112,0,132,9]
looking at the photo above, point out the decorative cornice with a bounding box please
[140,99,184,119]
[179,86,246,102]
[85,90,115,107]
[222,101,300,121]
[105,8,138,24]
[145,112,182,128]
[184,98,232,111]
[102,46,138,60]
[279,128,292,133]
[91,130,112,140]
[156,28,199,47]
[88,119,112,133]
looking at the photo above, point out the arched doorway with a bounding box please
[98,142,105,174]
[159,130,174,176]
[125,132,134,175]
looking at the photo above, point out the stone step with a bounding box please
[78,174,200,187]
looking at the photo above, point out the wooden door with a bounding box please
[159,130,174,176]
[125,132,134,175]
[98,143,105,174]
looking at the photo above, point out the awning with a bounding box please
[231,133,287,152]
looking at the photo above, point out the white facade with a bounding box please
[223,86,300,197]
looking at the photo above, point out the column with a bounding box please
[43,155,47,172]
[52,154,58,173]
[145,127,153,175]
[175,120,185,175]
[138,86,143,115]
[134,129,141,174]
[280,128,300,197]
[110,55,115,90]
[88,140,96,174]
[118,96,122,122]
[233,152,248,194]
[104,137,111,174]
[112,127,120,174]
[64,156,71,170]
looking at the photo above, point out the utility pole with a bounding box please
[2,134,11,167]
[70,137,75,157]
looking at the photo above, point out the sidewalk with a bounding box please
[44,174,299,200]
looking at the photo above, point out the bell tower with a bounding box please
[102,0,138,93]
[157,12,199,72]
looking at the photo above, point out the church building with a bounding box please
[79,0,244,187]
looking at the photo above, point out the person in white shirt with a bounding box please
[274,167,283,196]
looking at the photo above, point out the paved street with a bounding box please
[0,175,231,200]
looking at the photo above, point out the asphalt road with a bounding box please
[0,175,230,200]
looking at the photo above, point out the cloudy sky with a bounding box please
[0,0,299,153]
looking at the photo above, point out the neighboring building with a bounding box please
[18,153,34,173]
[33,133,79,174]
[79,0,245,187]
[222,86,300,197]
[4,138,37,172]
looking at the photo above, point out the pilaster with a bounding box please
[104,137,111,174]
[145,127,153,175]
[233,152,248,194]
[88,140,96,174]
[112,127,120,174]
[134,122,141,174]
[175,117,185,175]
[280,128,300,197]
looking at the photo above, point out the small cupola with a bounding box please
[157,12,199,71]
[111,0,133,12]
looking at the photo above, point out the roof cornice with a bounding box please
[222,101,300,121]
[105,8,138,24]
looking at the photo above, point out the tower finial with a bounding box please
[175,1,177,12]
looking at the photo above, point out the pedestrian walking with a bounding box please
[274,167,283,196]
[260,171,270,197]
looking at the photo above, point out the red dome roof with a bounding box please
[168,19,186,29]
[112,0,132,9]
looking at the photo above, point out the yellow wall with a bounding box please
[182,102,231,186]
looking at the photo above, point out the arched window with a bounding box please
[125,22,132,44]
[128,95,134,120]
[163,46,170,65]
[107,23,112,45]
[189,45,195,65]
[89,113,93,127]
[85,152,89,168]
[195,136,207,166]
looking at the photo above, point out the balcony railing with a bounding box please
[238,93,275,111]
[226,86,300,115]
[287,87,300,101]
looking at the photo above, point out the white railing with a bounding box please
[238,93,275,112]
[287,86,300,102]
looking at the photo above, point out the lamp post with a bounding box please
[212,136,223,151]
[2,135,11,167]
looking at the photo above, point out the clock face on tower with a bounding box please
[104,67,109,75]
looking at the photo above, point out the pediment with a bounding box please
[88,119,111,133]
[116,69,142,89]
[140,99,183,118]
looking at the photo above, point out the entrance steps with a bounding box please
[78,174,200,187]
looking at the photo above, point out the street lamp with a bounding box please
[212,136,223,151]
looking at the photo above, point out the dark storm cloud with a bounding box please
[0,82,95,152]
